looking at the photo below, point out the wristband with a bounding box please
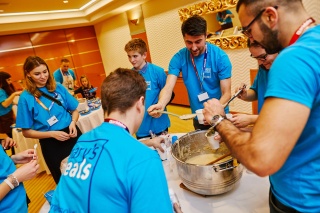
[4,179,14,190]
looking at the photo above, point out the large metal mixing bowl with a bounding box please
[171,130,243,195]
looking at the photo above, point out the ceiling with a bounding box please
[0,0,149,36]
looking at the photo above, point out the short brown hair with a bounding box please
[61,58,70,63]
[101,68,146,115]
[124,38,147,55]
[23,56,56,97]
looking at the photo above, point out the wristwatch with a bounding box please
[210,115,225,130]
[7,174,19,188]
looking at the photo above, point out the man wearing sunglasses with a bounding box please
[203,0,320,212]
[230,40,278,129]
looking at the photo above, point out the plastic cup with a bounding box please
[226,113,233,120]
[196,109,204,124]
[205,131,220,150]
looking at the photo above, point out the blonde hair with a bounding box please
[79,75,92,89]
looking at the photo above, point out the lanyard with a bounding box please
[35,93,57,115]
[289,17,316,45]
[190,45,207,92]
[105,118,129,133]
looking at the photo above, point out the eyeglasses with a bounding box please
[250,53,268,61]
[242,6,278,37]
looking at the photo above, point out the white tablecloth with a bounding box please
[76,107,104,133]
[40,133,270,212]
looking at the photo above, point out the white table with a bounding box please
[76,106,104,133]
[163,161,270,213]
[40,133,270,212]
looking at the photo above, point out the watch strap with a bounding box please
[211,115,225,130]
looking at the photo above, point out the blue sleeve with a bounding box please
[129,158,173,213]
[250,73,259,93]
[265,46,318,108]
[216,48,232,80]
[53,70,62,83]
[16,92,34,129]
[0,89,7,103]
[168,51,183,77]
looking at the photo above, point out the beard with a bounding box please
[256,20,283,54]
[259,64,268,71]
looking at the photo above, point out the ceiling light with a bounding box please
[63,0,69,3]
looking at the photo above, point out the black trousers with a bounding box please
[39,126,82,184]
[269,190,300,213]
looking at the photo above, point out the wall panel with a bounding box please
[0,26,105,98]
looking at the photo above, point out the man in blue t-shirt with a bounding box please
[203,0,320,212]
[50,68,181,213]
[229,40,278,129]
[148,15,232,130]
[124,38,171,149]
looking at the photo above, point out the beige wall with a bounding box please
[94,0,320,114]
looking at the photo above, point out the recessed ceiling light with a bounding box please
[0,10,4,13]
[63,0,69,3]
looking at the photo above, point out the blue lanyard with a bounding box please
[190,45,207,92]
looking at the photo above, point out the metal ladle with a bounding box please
[154,110,196,120]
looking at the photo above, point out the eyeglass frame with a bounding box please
[250,53,268,61]
[242,6,278,37]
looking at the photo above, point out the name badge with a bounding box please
[198,92,209,102]
[47,116,58,126]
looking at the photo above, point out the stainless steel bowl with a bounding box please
[172,130,243,195]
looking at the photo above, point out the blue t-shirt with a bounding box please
[16,84,78,131]
[136,63,170,137]
[50,122,173,213]
[0,148,27,213]
[169,42,232,113]
[265,26,320,212]
[216,10,233,24]
[250,66,268,113]
[0,89,12,116]
[53,69,76,84]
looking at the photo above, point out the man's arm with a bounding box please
[203,97,309,177]
[148,74,178,116]
[219,78,231,105]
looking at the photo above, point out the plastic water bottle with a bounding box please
[171,136,178,144]
[169,188,180,210]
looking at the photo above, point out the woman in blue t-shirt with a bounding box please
[0,72,21,142]
[16,56,82,184]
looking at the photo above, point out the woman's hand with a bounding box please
[50,131,71,141]
[1,137,16,150]
[14,91,22,96]
[12,160,39,183]
[11,149,35,164]
[69,121,78,138]
[229,114,252,128]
